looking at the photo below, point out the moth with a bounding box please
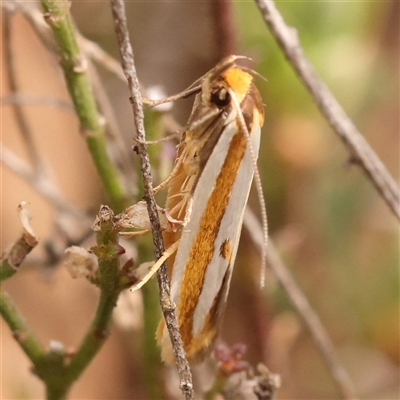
[131,55,265,364]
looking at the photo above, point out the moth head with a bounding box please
[210,85,231,108]
[201,55,246,107]
[203,64,254,110]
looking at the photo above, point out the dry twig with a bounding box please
[1,147,86,219]
[244,209,358,400]
[255,0,400,221]
[88,62,136,195]
[1,203,39,280]
[5,1,136,198]
[3,8,44,174]
[109,0,194,398]
[2,93,74,111]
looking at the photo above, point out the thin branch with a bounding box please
[244,209,358,400]
[3,0,127,211]
[255,0,400,221]
[8,1,127,84]
[39,0,127,212]
[2,1,58,54]
[1,206,129,400]
[141,281,166,400]
[10,0,155,109]
[79,36,127,82]
[1,146,87,220]
[3,8,44,174]
[0,291,48,367]
[109,1,194,398]
[0,206,46,370]
[6,1,134,200]
[2,147,93,268]
[88,62,136,196]
[1,202,39,281]
[59,207,125,392]
[2,93,74,111]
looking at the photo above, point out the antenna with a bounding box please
[228,87,269,288]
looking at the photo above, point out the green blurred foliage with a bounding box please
[232,1,399,397]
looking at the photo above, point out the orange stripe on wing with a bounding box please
[177,129,247,357]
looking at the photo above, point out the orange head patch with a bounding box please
[222,67,253,104]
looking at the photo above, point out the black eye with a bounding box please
[210,87,230,107]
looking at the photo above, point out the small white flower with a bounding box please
[146,85,172,112]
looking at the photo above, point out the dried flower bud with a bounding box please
[118,201,173,231]
[64,246,98,280]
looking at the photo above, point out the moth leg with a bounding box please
[130,239,180,291]
[142,82,202,107]
[119,229,152,237]
[133,131,180,146]
[153,154,185,194]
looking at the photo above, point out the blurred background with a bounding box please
[1,0,398,399]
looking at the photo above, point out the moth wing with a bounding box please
[171,120,261,337]
[192,123,261,335]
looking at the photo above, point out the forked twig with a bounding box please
[3,1,135,204]
[88,61,136,195]
[255,0,400,221]
[4,1,126,82]
[38,0,127,212]
[1,146,87,219]
[244,209,358,400]
[3,8,44,174]
[109,1,194,398]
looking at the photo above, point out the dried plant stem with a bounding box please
[3,8,44,173]
[39,0,126,212]
[1,205,126,400]
[5,2,139,183]
[1,147,86,218]
[141,279,165,400]
[255,0,400,221]
[88,62,136,194]
[59,225,123,394]
[0,260,18,282]
[244,209,358,400]
[109,1,194,398]
[0,292,47,368]
[2,93,74,110]
[3,2,126,84]
[1,203,39,281]
[2,9,88,225]
[2,1,57,53]
[59,227,124,397]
